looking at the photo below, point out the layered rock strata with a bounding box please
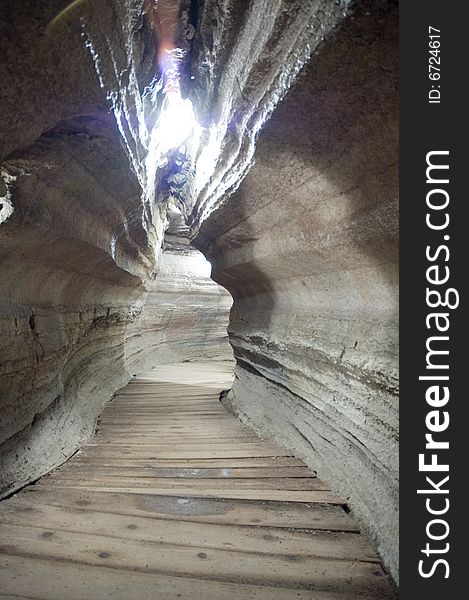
[0,0,232,496]
[0,175,231,496]
[193,2,399,581]
[0,0,398,585]
[0,0,347,498]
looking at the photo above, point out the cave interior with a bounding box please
[0,0,398,596]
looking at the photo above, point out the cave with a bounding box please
[0,0,398,597]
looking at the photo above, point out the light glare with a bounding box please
[157,91,195,155]
[190,252,212,278]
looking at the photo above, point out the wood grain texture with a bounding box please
[0,362,395,598]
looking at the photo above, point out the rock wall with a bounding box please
[124,232,232,375]
[183,0,349,227]
[193,2,398,581]
[0,1,231,499]
[0,0,347,499]
[0,0,398,584]
[0,190,231,498]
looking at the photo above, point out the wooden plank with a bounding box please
[90,439,261,444]
[85,442,285,450]
[0,555,384,600]
[15,488,359,531]
[91,438,251,443]
[90,432,255,439]
[93,430,254,436]
[0,361,394,599]
[36,484,344,504]
[71,456,306,468]
[92,436,260,442]
[73,449,295,459]
[48,465,315,479]
[0,524,392,595]
[0,501,377,562]
[98,423,244,428]
[43,475,327,492]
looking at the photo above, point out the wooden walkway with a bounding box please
[0,362,394,599]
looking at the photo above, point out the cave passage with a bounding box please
[0,0,398,594]
[0,361,394,599]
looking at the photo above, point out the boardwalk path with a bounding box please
[0,362,394,599]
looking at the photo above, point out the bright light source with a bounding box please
[156,90,196,155]
[190,252,212,278]
[145,89,198,195]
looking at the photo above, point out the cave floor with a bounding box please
[0,362,394,599]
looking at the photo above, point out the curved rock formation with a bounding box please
[194,2,398,580]
[0,0,398,584]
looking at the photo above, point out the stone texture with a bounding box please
[183,0,349,226]
[194,1,398,582]
[0,188,231,497]
[0,0,397,586]
[0,1,232,498]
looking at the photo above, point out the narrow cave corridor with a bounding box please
[0,0,398,597]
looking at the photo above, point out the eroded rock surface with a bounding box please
[0,0,398,584]
[194,2,398,581]
[0,1,232,498]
